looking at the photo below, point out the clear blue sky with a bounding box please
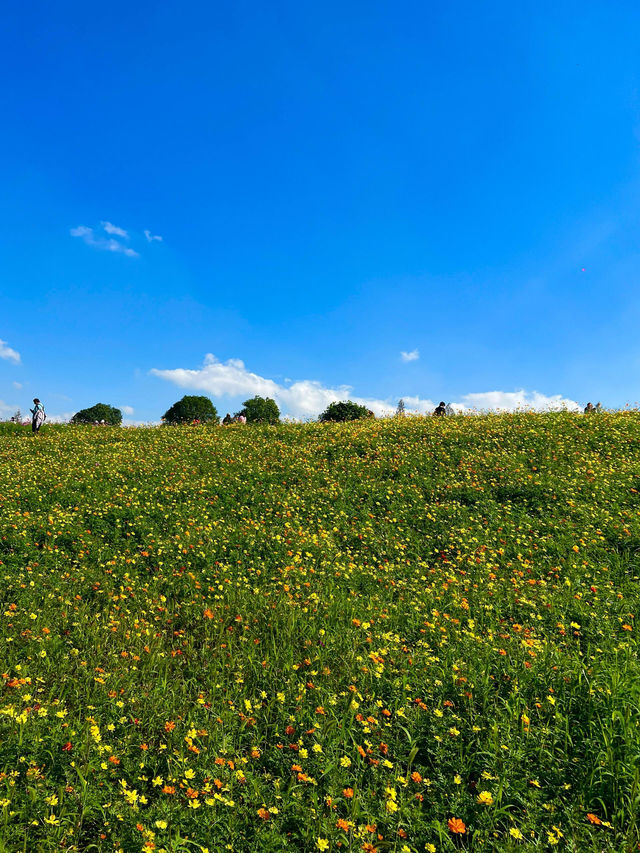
[2,0,640,420]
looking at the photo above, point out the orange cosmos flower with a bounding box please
[448,817,466,834]
[586,813,602,825]
[343,787,354,798]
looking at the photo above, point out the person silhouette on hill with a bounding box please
[584,402,595,414]
[222,413,232,425]
[30,398,46,434]
[433,401,447,417]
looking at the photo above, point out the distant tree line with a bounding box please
[13,395,387,427]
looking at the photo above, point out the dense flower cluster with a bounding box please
[0,412,638,851]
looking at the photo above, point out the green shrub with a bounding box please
[319,400,373,422]
[237,396,280,424]
[162,395,219,424]
[71,403,123,425]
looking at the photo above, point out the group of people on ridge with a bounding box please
[222,413,247,425]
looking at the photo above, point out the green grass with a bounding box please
[0,413,639,852]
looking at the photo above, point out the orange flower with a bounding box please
[343,787,354,798]
[204,609,214,619]
[448,817,466,834]
[164,721,176,732]
[162,785,176,794]
[186,787,199,799]
[336,818,350,830]
[257,808,270,820]
[411,771,422,783]
[586,813,602,825]
[250,748,261,758]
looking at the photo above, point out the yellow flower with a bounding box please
[155,820,168,829]
[509,828,524,840]
[340,756,351,767]
[477,790,494,805]
[317,839,329,851]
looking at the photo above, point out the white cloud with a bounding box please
[153,354,575,419]
[12,381,22,389]
[400,349,420,362]
[102,221,129,238]
[0,339,21,364]
[458,390,580,412]
[0,399,19,419]
[119,405,135,415]
[144,229,163,243]
[70,225,139,258]
[45,411,75,424]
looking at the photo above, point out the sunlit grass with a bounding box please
[0,412,639,851]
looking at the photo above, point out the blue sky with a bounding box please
[2,0,640,421]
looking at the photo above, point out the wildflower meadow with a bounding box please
[1,412,639,853]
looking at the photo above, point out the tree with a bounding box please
[162,395,219,424]
[396,399,405,416]
[319,401,374,423]
[71,403,123,425]
[11,410,22,424]
[237,396,280,425]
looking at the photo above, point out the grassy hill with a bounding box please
[1,413,639,852]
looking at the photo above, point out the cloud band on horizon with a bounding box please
[150,354,581,419]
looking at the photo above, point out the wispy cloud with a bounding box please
[144,229,163,243]
[400,349,420,362]
[12,381,22,389]
[119,405,135,415]
[459,390,580,412]
[0,339,21,364]
[151,354,581,419]
[70,225,139,258]
[101,221,129,238]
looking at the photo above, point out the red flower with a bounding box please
[62,741,73,752]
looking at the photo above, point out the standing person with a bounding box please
[584,402,594,414]
[30,398,46,434]
[433,401,447,417]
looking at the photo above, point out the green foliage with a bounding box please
[162,394,219,424]
[71,402,123,425]
[238,395,280,424]
[319,399,373,422]
[0,412,639,851]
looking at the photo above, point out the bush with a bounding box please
[162,395,219,424]
[71,403,123,425]
[237,396,280,424]
[319,400,374,422]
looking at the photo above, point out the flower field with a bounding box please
[1,413,640,852]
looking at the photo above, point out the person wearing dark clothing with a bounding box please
[30,399,46,434]
[222,413,232,425]
[584,402,595,414]
[433,401,447,417]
